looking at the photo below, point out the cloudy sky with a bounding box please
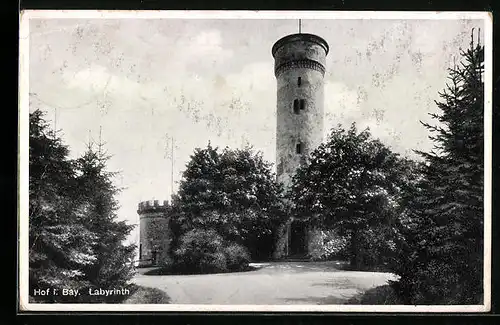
[27,14,485,245]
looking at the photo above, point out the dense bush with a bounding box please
[224,242,251,270]
[306,226,397,270]
[356,226,399,270]
[172,229,250,274]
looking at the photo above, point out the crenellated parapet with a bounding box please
[275,59,326,78]
[137,200,170,215]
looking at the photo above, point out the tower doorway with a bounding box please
[151,249,157,265]
[289,221,307,256]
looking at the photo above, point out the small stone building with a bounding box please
[137,200,171,267]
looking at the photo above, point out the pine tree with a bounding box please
[393,30,484,304]
[74,136,136,302]
[29,110,97,302]
[29,111,136,302]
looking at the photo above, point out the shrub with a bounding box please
[172,228,249,274]
[224,242,251,270]
[308,229,349,261]
[356,226,398,270]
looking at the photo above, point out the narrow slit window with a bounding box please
[300,99,306,110]
[293,99,300,114]
[296,142,303,154]
[298,77,302,87]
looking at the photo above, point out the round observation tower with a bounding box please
[272,33,329,190]
[272,32,329,259]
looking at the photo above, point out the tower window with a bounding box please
[296,142,303,154]
[293,99,300,114]
[298,77,302,87]
[300,99,306,110]
[293,99,306,114]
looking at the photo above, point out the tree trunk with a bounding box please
[350,229,362,269]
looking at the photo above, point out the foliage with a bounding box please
[73,142,136,302]
[307,229,349,261]
[29,109,136,303]
[224,242,252,270]
[170,143,286,261]
[346,285,402,305]
[123,285,171,304]
[391,33,484,304]
[172,229,250,274]
[290,123,410,269]
[29,110,95,302]
[356,226,399,270]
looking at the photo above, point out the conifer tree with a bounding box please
[29,110,136,302]
[29,110,97,302]
[393,30,484,304]
[74,134,136,302]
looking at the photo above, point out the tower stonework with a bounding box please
[137,200,171,267]
[273,33,329,189]
[272,33,329,259]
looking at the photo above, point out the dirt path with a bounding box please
[132,261,397,305]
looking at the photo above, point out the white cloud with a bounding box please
[180,29,234,65]
[324,81,361,136]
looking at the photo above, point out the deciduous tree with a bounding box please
[170,143,286,261]
[290,124,408,269]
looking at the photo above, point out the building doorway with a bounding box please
[289,221,307,256]
[151,249,157,266]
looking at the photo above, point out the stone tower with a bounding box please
[272,32,329,258]
[272,33,329,189]
[137,200,171,267]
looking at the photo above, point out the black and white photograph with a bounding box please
[18,10,492,312]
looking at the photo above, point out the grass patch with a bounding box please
[334,262,393,273]
[346,284,402,305]
[123,284,171,304]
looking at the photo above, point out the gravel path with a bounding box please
[132,261,397,305]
